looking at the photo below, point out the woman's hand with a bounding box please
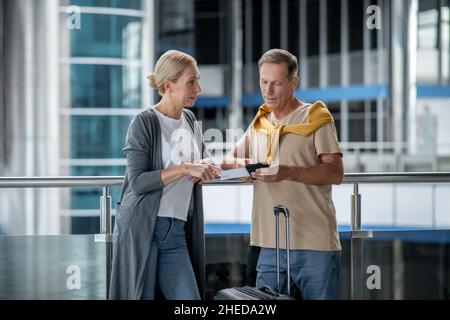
[220,158,252,170]
[184,163,221,182]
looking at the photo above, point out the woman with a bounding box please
[109,50,221,300]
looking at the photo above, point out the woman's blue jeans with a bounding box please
[141,217,200,300]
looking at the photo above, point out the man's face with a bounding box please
[259,62,297,111]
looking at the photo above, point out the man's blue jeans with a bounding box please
[141,217,200,300]
[256,248,341,300]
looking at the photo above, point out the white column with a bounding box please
[142,0,155,107]
[1,0,61,235]
[341,0,349,144]
[389,0,405,163]
[406,0,418,155]
[229,0,243,130]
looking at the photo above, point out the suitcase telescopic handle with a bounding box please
[273,204,290,296]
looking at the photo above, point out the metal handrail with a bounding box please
[2,172,450,187]
[0,176,124,188]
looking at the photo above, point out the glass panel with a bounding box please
[348,101,365,142]
[69,0,141,10]
[70,166,124,210]
[356,230,450,299]
[367,50,378,85]
[328,54,341,86]
[205,233,250,300]
[70,115,133,158]
[349,51,363,84]
[307,56,320,88]
[0,235,107,299]
[70,64,141,108]
[70,14,142,59]
[205,232,352,300]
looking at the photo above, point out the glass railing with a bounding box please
[0,234,107,299]
[0,176,121,300]
[1,172,450,300]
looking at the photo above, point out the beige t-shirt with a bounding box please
[236,102,342,251]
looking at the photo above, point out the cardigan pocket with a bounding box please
[114,203,135,243]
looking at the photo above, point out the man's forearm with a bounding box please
[284,163,343,185]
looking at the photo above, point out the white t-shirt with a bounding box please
[154,107,201,221]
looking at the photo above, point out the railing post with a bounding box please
[100,187,111,236]
[351,183,362,300]
[351,183,361,231]
[97,186,112,300]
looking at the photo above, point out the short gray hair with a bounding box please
[258,49,298,80]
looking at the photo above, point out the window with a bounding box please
[251,0,263,62]
[417,0,441,83]
[70,14,142,59]
[69,0,141,10]
[327,0,341,54]
[194,0,230,64]
[418,0,439,49]
[269,0,281,49]
[306,0,319,56]
[348,0,363,51]
[159,0,194,55]
[287,0,300,58]
[70,64,141,108]
[70,115,133,158]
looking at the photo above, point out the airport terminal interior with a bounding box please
[0,0,450,300]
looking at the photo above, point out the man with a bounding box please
[225,49,343,299]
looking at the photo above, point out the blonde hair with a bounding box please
[147,50,197,95]
[258,49,298,80]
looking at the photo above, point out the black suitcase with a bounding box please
[214,205,295,300]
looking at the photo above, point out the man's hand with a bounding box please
[251,164,289,183]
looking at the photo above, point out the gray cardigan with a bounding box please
[108,107,206,300]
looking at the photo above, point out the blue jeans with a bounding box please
[256,248,341,300]
[141,217,200,300]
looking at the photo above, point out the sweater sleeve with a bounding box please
[123,114,164,195]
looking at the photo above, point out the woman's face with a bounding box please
[167,65,201,107]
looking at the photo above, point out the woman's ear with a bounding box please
[163,80,172,93]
